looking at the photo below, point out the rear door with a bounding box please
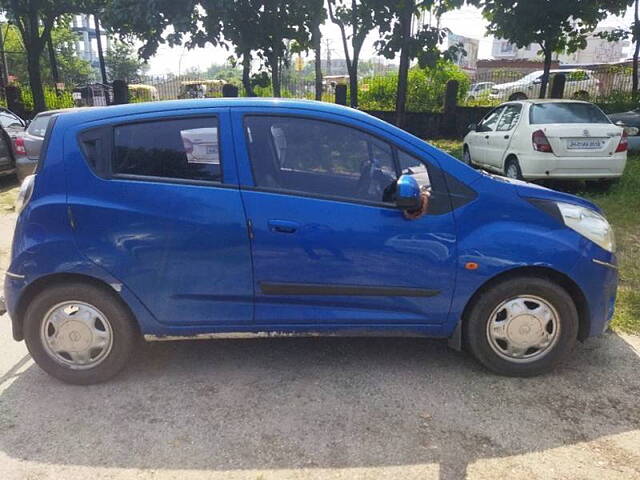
[471,106,505,164]
[66,108,254,327]
[484,103,522,168]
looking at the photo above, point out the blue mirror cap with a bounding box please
[395,175,421,209]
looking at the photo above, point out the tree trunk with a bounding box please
[349,61,358,108]
[46,31,60,94]
[271,55,281,97]
[395,4,413,127]
[539,47,553,99]
[26,46,46,113]
[242,53,255,97]
[313,22,322,101]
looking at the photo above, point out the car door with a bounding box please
[232,109,458,330]
[472,106,505,166]
[484,103,522,168]
[66,109,254,327]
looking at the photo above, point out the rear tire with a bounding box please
[509,92,527,101]
[504,156,523,180]
[464,276,578,376]
[462,146,474,166]
[23,283,139,384]
[572,91,590,101]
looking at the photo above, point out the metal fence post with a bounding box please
[222,84,239,97]
[335,84,347,106]
[550,73,566,99]
[442,80,459,137]
[112,80,129,105]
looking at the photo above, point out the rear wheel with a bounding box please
[509,92,527,101]
[464,276,578,376]
[462,146,474,166]
[23,283,139,384]
[504,156,523,180]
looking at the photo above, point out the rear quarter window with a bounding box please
[530,103,610,124]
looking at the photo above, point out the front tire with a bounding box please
[23,283,139,384]
[464,276,578,376]
[462,146,474,166]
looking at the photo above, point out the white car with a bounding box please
[466,82,495,101]
[489,69,599,102]
[462,99,627,184]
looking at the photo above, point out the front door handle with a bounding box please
[484,135,490,139]
[268,219,299,234]
[504,134,510,139]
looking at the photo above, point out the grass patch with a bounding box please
[429,138,640,334]
[0,177,19,214]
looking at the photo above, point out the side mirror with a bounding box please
[394,175,421,211]
[468,123,477,132]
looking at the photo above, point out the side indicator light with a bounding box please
[465,262,479,270]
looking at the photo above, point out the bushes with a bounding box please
[13,84,75,114]
[359,61,470,112]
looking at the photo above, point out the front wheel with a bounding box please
[464,276,578,376]
[23,283,139,384]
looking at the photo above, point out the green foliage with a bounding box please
[359,62,470,112]
[2,20,93,86]
[595,90,639,113]
[16,84,75,112]
[105,41,148,83]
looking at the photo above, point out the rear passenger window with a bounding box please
[113,117,221,182]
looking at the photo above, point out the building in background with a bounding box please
[558,28,629,64]
[491,28,628,65]
[447,32,479,74]
[71,15,110,76]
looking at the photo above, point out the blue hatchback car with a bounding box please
[2,99,618,384]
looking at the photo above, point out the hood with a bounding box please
[492,80,528,91]
[498,175,601,212]
[608,110,640,127]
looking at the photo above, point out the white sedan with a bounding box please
[462,99,627,185]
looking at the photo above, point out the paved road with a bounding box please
[1,211,639,480]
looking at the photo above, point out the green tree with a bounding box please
[0,0,100,112]
[2,20,93,86]
[327,0,384,108]
[105,41,148,83]
[374,0,464,126]
[473,0,631,99]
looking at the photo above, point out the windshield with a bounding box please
[27,115,52,137]
[530,103,611,124]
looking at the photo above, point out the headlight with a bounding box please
[557,202,615,253]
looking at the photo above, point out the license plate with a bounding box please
[566,139,604,150]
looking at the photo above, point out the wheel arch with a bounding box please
[11,272,137,341]
[502,152,519,172]
[449,266,590,351]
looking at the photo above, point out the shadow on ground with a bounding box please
[1,333,639,479]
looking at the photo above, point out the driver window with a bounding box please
[478,107,504,132]
[245,116,397,203]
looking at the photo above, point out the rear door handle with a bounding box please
[484,135,490,139]
[268,220,299,234]
[504,135,510,139]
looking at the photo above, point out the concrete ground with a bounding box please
[0,179,639,480]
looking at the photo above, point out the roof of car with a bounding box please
[505,98,592,105]
[47,98,381,124]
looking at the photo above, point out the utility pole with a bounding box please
[94,15,110,104]
[324,38,332,75]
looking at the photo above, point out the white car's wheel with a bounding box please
[463,147,473,166]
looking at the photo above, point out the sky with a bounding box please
[145,5,636,76]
